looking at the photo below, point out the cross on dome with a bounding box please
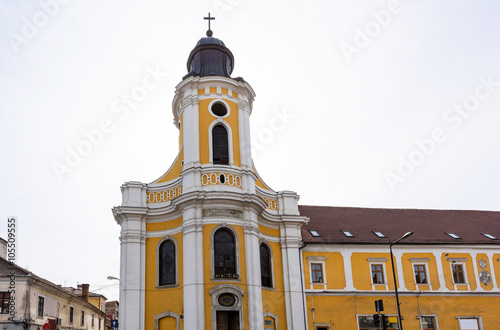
[204,12,215,37]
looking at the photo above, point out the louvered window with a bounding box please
[212,125,229,165]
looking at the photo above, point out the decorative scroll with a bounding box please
[147,185,182,203]
[258,195,278,211]
[201,172,242,188]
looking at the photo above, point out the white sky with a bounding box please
[1,0,500,301]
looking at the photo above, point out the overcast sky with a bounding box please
[1,0,500,301]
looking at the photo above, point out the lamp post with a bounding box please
[390,231,413,330]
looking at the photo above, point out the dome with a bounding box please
[183,33,235,79]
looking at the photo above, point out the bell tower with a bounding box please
[114,16,308,330]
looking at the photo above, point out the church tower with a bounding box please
[113,17,308,330]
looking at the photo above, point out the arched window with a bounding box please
[212,125,229,165]
[214,228,236,277]
[260,243,272,288]
[159,240,176,286]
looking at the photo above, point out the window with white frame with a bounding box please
[452,263,466,284]
[414,264,428,284]
[358,315,399,329]
[457,317,482,330]
[420,315,437,329]
[311,263,324,284]
[371,264,385,284]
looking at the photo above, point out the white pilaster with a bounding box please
[433,251,447,291]
[182,205,205,329]
[393,249,405,292]
[244,208,264,330]
[340,250,355,290]
[280,223,307,329]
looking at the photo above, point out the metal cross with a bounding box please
[204,12,215,31]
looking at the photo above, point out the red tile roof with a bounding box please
[299,205,500,245]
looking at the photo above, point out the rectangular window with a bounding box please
[311,263,324,283]
[452,264,466,284]
[371,264,384,284]
[37,296,44,318]
[99,318,101,330]
[81,310,85,326]
[69,306,74,323]
[414,264,428,284]
[421,316,436,329]
[0,292,10,314]
[458,318,480,330]
[358,316,399,329]
[92,314,95,327]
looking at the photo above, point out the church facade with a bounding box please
[113,27,500,330]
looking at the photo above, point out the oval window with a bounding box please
[212,102,228,117]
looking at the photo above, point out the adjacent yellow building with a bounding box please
[113,23,500,330]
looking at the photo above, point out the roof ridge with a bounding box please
[298,204,500,213]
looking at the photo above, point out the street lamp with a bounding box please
[107,276,120,281]
[390,231,413,330]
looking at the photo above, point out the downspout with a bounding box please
[299,242,307,330]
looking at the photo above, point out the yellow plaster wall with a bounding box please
[261,241,287,325]
[203,224,249,329]
[198,98,241,166]
[258,225,280,237]
[302,252,346,290]
[146,217,183,232]
[401,253,440,291]
[144,232,184,330]
[476,253,493,290]
[155,147,184,183]
[440,253,476,290]
[351,253,397,291]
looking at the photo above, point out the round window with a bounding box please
[218,293,236,307]
[211,102,228,117]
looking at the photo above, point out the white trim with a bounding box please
[208,119,234,165]
[457,316,483,330]
[263,311,279,330]
[208,98,231,119]
[412,262,431,287]
[209,284,245,330]
[451,262,470,290]
[210,224,241,281]
[418,314,439,330]
[260,240,275,289]
[307,256,327,261]
[154,310,180,330]
[309,260,327,290]
[156,236,179,288]
[369,262,388,290]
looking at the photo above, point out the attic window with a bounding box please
[446,232,461,239]
[373,231,386,238]
[482,233,498,240]
[341,230,354,238]
[309,230,320,237]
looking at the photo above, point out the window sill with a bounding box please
[262,286,275,291]
[156,284,180,289]
[211,277,242,282]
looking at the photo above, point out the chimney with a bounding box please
[81,283,89,301]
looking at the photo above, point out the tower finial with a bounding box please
[204,12,215,37]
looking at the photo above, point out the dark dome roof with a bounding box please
[183,35,235,80]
